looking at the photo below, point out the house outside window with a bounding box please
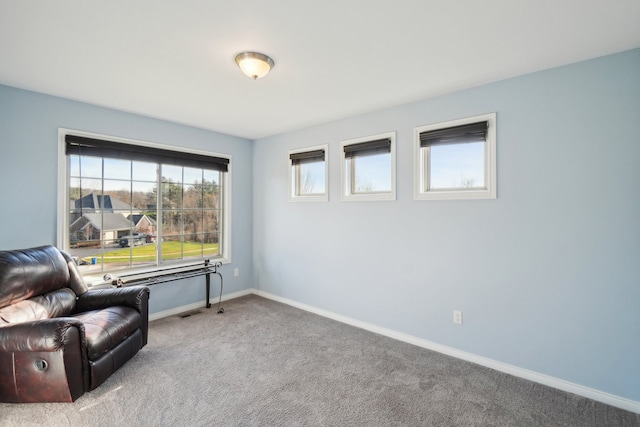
[58,130,230,279]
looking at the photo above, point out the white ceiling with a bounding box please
[1,1,639,140]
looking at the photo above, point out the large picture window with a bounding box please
[58,130,230,280]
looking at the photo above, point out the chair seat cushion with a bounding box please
[73,307,141,360]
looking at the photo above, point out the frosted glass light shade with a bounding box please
[235,52,274,80]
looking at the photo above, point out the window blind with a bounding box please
[289,149,325,165]
[343,138,391,158]
[65,134,229,172]
[419,121,488,147]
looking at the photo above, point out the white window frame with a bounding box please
[57,128,232,285]
[340,131,396,202]
[414,113,496,200]
[288,144,329,202]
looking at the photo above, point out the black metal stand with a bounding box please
[112,259,225,314]
[204,259,224,313]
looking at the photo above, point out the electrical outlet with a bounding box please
[234,268,239,277]
[453,310,463,325]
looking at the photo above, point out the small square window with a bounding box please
[414,113,496,200]
[289,145,328,202]
[341,132,396,201]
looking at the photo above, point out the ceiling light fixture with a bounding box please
[235,52,274,80]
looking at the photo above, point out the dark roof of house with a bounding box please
[70,213,134,232]
[72,193,134,213]
[129,214,157,226]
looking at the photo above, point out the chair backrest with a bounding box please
[0,245,72,309]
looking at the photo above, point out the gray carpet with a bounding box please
[1,295,638,426]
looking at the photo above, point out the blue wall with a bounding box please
[0,85,254,313]
[253,49,640,401]
[1,49,638,404]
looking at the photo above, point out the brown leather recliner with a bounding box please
[0,245,150,403]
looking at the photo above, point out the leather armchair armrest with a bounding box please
[0,318,85,353]
[76,285,150,314]
[76,286,150,346]
[0,318,88,402]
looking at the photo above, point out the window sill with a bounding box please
[414,188,496,200]
[341,192,396,202]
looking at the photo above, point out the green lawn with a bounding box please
[90,241,219,263]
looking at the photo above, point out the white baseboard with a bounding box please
[253,289,640,415]
[149,288,253,322]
